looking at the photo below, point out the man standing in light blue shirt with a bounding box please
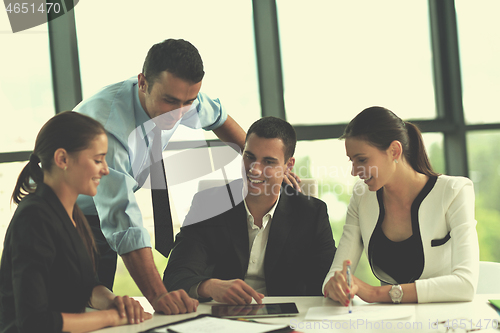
[74,39,247,315]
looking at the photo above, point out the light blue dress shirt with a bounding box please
[74,76,227,255]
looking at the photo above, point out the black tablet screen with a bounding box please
[211,302,299,318]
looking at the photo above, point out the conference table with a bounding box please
[91,294,500,333]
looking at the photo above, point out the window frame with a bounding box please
[3,0,500,182]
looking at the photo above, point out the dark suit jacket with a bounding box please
[0,184,100,333]
[163,180,336,298]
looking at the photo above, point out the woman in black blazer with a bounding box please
[0,111,152,333]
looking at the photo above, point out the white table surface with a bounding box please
[91,294,500,333]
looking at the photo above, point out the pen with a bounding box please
[347,264,352,314]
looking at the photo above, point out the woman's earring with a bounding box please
[394,159,398,164]
[64,166,67,171]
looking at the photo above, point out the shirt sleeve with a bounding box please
[180,92,228,131]
[10,209,64,333]
[415,178,479,303]
[93,133,152,255]
[322,181,365,294]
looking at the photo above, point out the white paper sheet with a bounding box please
[305,305,415,321]
[151,316,289,333]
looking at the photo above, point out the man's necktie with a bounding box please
[150,127,174,257]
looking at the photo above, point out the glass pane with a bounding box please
[74,0,260,134]
[467,131,500,262]
[423,132,445,175]
[294,138,379,283]
[456,0,500,124]
[277,0,436,126]
[0,15,54,153]
[0,162,29,255]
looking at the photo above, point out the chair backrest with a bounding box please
[476,261,500,294]
[198,178,319,198]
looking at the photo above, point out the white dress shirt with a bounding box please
[242,196,280,295]
[190,194,281,299]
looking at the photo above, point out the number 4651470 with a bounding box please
[5,3,61,14]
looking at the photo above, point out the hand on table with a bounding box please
[324,260,358,306]
[111,295,152,325]
[152,289,199,315]
[200,279,264,305]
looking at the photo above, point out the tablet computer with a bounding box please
[211,302,299,318]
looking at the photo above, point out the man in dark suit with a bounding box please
[163,116,336,304]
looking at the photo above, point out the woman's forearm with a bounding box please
[89,285,116,310]
[61,309,124,333]
[355,277,418,303]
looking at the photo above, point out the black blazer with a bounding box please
[163,180,336,298]
[0,184,100,333]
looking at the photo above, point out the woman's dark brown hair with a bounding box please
[341,106,439,177]
[11,111,105,270]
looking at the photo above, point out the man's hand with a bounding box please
[199,279,264,305]
[121,248,198,315]
[152,289,199,315]
[283,170,301,191]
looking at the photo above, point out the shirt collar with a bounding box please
[132,82,165,150]
[132,79,153,130]
[243,192,281,230]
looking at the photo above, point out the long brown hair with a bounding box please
[11,111,105,269]
[341,106,439,177]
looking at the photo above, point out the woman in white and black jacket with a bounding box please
[323,106,479,305]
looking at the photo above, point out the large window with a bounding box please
[0,12,55,255]
[0,13,54,153]
[455,0,500,124]
[74,0,260,133]
[277,0,436,126]
[455,0,500,262]
[467,131,500,263]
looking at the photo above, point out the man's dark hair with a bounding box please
[142,39,205,91]
[246,116,297,161]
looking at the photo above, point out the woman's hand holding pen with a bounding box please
[324,261,412,304]
[324,260,358,306]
